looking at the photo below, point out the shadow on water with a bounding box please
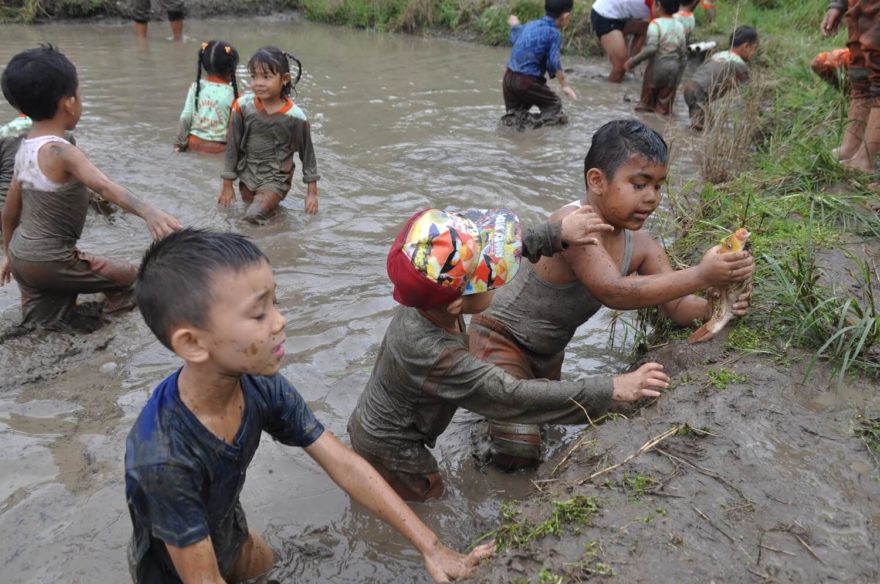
[0,16,719,583]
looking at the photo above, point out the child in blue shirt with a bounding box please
[502,0,577,129]
[125,229,492,583]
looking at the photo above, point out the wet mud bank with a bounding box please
[475,336,880,583]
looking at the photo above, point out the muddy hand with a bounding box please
[423,540,495,582]
[145,208,182,240]
[0,256,11,286]
[699,246,754,287]
[611,362,669,401]
[560,205,613,246]
[731,284,753,317]
[218,184,236,208]
[821,8,842,37]
[304,186,319,215]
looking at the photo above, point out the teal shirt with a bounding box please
[629,16,688,85]
[175,78,236,148]
[0,116,32,206]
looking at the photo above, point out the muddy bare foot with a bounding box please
[841,154,876,173]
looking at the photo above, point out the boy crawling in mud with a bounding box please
[0,45,180,328]
[469,119,755,470]
[347,206,671,502]
[502,0,577,129]
[125,229,493,583]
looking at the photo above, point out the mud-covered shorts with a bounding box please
[8,249,137,326]
[131,0,185,23]
[468,314,564,469]
[682,79,708,130]
[846,0,880,104]
[502,69,564,126]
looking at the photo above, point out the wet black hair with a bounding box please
[1,44,78,121]
[730,25,759,48]
[247,46,302,99]
[583,120,669,179]
[657,0,681,15]
[136,229,269,350]
[545,0,573,19]
[681,0,700,9]
[195,40,239,108]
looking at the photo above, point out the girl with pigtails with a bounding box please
[219,46,320,223]
[174,40,239,154]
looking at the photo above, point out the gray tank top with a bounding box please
[485,229,634,356]
[9,135,90,262]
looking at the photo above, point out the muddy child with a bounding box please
[502,0,577,128]
[174,40,239,154]
[125,229,493,583]
[590,0,654,83]
[681,25,759,131]
[625,0,688,116]
[469,120,755,470]
[675,0,700,39]
[347,205,671,501]
[0,45,180,328]
[131,0,184,41]
[219,46,319,223]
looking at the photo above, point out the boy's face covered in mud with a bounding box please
[198,261,288,376]
[588,154,667,231]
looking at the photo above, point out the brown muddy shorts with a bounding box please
[353,448,444,503]
[846,0,880,104]
[186,135,226,154]
[131,0,185,22]
[468,314,564,470]
[502,69,564,124]
[9,250,137,326]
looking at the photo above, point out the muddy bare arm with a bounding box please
[563,231,753,313]
[305,432,493,582]
[165,537,227,584]
[1,178,21,285]
[57,143,181,238]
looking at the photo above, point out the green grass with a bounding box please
[478,495,601,553]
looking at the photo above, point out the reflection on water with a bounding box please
[0,16,702,582]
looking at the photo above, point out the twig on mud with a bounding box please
[570,397,596,428]
[794,534,824,564]
[746,567,772,581]
[758,543,798,557]
[575,425,682,486]
[723,502,754,516]
[548,399,597,477]
[693,506,735,542]
[656,448,751,504]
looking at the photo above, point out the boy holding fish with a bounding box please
[469,119,755,470]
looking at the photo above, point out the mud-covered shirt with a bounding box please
[628,16,688,86]
[125,370,324,580]
[674,10,695,37]
[0,115,31,207]
[175,77,236,148]
[221,94,320,197]
[687,50,750,99]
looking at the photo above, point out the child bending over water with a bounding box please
[219,46,319,223]
[0,45,180,328]
[175,40,239,154]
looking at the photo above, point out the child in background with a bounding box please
[682,25,759,130]
[348,206,669,500]
[0,113,32,228]
[590,0,654,83]
[675,0,699,38]
[625,0,687,115]
[700,0,716,23]
[126,229,493,583]
[469,120,754,470]
[174,40,239,154]
[0,45,180,328]
[219,46,319,223]
[502,0,577,129]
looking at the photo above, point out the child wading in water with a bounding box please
[219,46,319,223]
[0,45,180,328]
[625,0,687,115]
[175,40,239,154]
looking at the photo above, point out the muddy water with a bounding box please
[0,17,702,583]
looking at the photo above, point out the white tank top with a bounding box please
[14,134,72,192]
[593,0,652,20]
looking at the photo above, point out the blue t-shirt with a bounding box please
[125,370,324,580]
[507,16,563,79]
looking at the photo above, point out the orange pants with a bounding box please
[186,135,226,154]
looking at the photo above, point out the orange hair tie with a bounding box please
[225,46,232,54]
[201,41,209,50]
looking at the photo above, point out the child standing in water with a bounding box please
[625,0,687,116]
[0,45,180,328]
[174,40,239,154]
[219,46,319,223]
